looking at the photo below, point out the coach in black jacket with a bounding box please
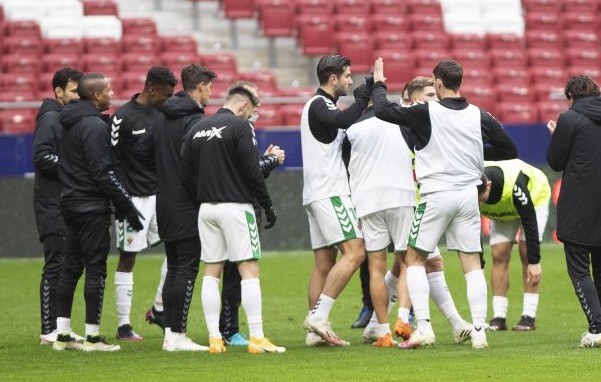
[54,73,142,351]
[547,75,601,347]
[32,68,82,344]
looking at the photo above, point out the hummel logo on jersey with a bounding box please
[193,126,226,141]
[513,185,528,206]
[324,98,337,111]
[111,117,122,146]
[132,128,146,135]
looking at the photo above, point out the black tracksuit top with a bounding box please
[58,99,135,217]
[181,108,273,210]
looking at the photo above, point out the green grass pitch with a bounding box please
[0,244,598,381]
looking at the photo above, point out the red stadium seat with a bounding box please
[222,0,255,19]
[334,15,372,32]
[493,67,530,85]
[522,0,562,13]
[451,49,490,69]
[462,68,492,87]
[201,52,238,75]
[281,103,305,126]
[254,105,283,128]
[334,0,371,14]
[497,103,538,124]
[371,0,408,15]
[2,55,41,74]
[533,83,565,101]
[162,52,201,75]
[562,0,599,13]
[563,30,599,49]
[82,1,119,16]
[461,84,496,114]
[567,66,601,82]
[413,31,449,50]
[83,37,121,54]
[278,86,315,98]
[0,91,38,102]
[450,34,486,51]
[489,49,528,68]
[257,0,295,37]
[486,34,525,50]
[563,13,598,32]
[121,71,147,93]
[210,72,237,98]
[44,38,83,55]
[2,36,42,56]
[240,70,278,92]
[375,32,412,50]
[122,53,157,72]
[531,67,568,85]
[83,53,121,73]
[528,48,565,68]
[121,35,159,53]
[376,50,416,91]
[160,36,198,54]
[1,73,38,93]
[371,15,409,32]
[538,101,568,122]
[409,13,444,31]
[297,0,335,15]
[525,13,562,32]
[496,84,532,103]
[3,20,41,37]
[526,30,562,49]
[121,18,157,36]
[42,54,81,73]
[296,15,336,56]
[407,0,442,14]
[336,33,375,72]
[0,109,36,134]
[415,49,450,70]
[566,48,601,68]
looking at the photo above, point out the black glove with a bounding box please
[365,75,374,94]
[126,206,145,232]
[264,206,277,229]
[353,83,370,101]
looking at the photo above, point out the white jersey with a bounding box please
[415,102,484,194]
[301,95,350,205]
[346,114,416,217]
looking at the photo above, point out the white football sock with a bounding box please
[154,257,168,312]
[115,271,133,327]
[85,324,99,337]
[201,276,221,339]
[378,323,391,336]
[384,270,399,312]
[428,271,463,332]
[310,294,335,322]
[398,307,410,323]
[522,293,539,318]
[241,278,264,339]
[406,266,432,333]
[465,269,487,326]
[56,317,71,336]
[492,295,509,319]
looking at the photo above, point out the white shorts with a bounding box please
[361,206,413,252]
[408,188,482,254]
[306,196,363,250]
[198,202,260,263]
[489,202,550,246]
[115,195,160,252]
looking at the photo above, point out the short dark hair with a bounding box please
[407,76,434,99]
[145,66,178,89]
[477,173,489,196]
[52,67,82,90]
[316,54,351,85]
[432,60,463,92]
[181,64,217,92]
[564,75,600,100]
[226,82,259,106]
[77,73,107,101]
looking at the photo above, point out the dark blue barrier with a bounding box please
[0,123,552,176]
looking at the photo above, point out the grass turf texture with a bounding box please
[0,244,598,381]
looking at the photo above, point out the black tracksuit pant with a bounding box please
[40,234,65,334]
[564,243,601,334]
[55,212,110,325]
[220,261,242,338]
[163,236,200,333]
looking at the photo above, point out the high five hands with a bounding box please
[373,57,386,84]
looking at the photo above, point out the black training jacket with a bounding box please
[32,98,67,241]
[110,94,160,196]
[149,91,205,242]
[181,108,273,210]
[59,99,135,218]
[547,96,601,248]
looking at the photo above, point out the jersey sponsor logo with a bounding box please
[408,202,426,247]
[193,126,227,141]
[132,128,146,135]
[111,117,122,146]
[513,185,528,206]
